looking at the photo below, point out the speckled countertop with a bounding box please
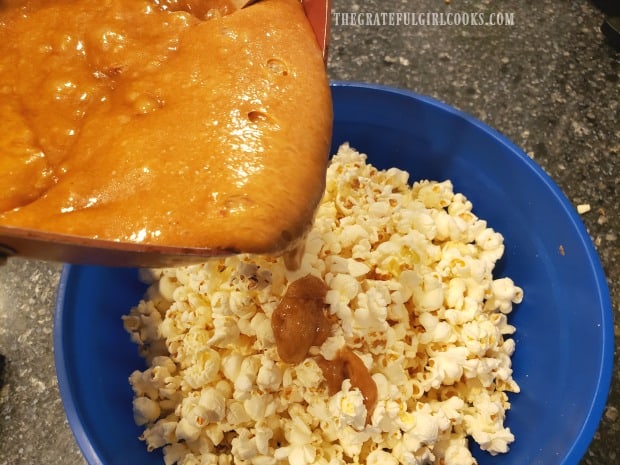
[0,1,618,464]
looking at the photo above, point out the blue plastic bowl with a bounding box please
[54,82,613,465]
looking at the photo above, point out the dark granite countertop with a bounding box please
[0,1,618,464]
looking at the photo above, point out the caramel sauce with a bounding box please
[282,238,306,271]
[271,274,378,421]
[271,275,330,363]
[0,0,332,255]
[316,347,378,422]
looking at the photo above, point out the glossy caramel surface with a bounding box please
[271,274,330,363]
[0,0,332,254]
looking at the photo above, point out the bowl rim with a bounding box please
[54,264,106,465]
[53,81,614,465]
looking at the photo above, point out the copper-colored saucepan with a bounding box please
[0,0,331,268]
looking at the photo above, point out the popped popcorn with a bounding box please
[123,144,523,465]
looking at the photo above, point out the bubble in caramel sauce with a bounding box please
[271,274,330,364]
[266,57,289,76]
[153,0,235,19]
[316,347,378,422]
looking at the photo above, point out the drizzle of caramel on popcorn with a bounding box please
[271,275,330,363]
[316,347,378,422]
[272,274,378,421]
